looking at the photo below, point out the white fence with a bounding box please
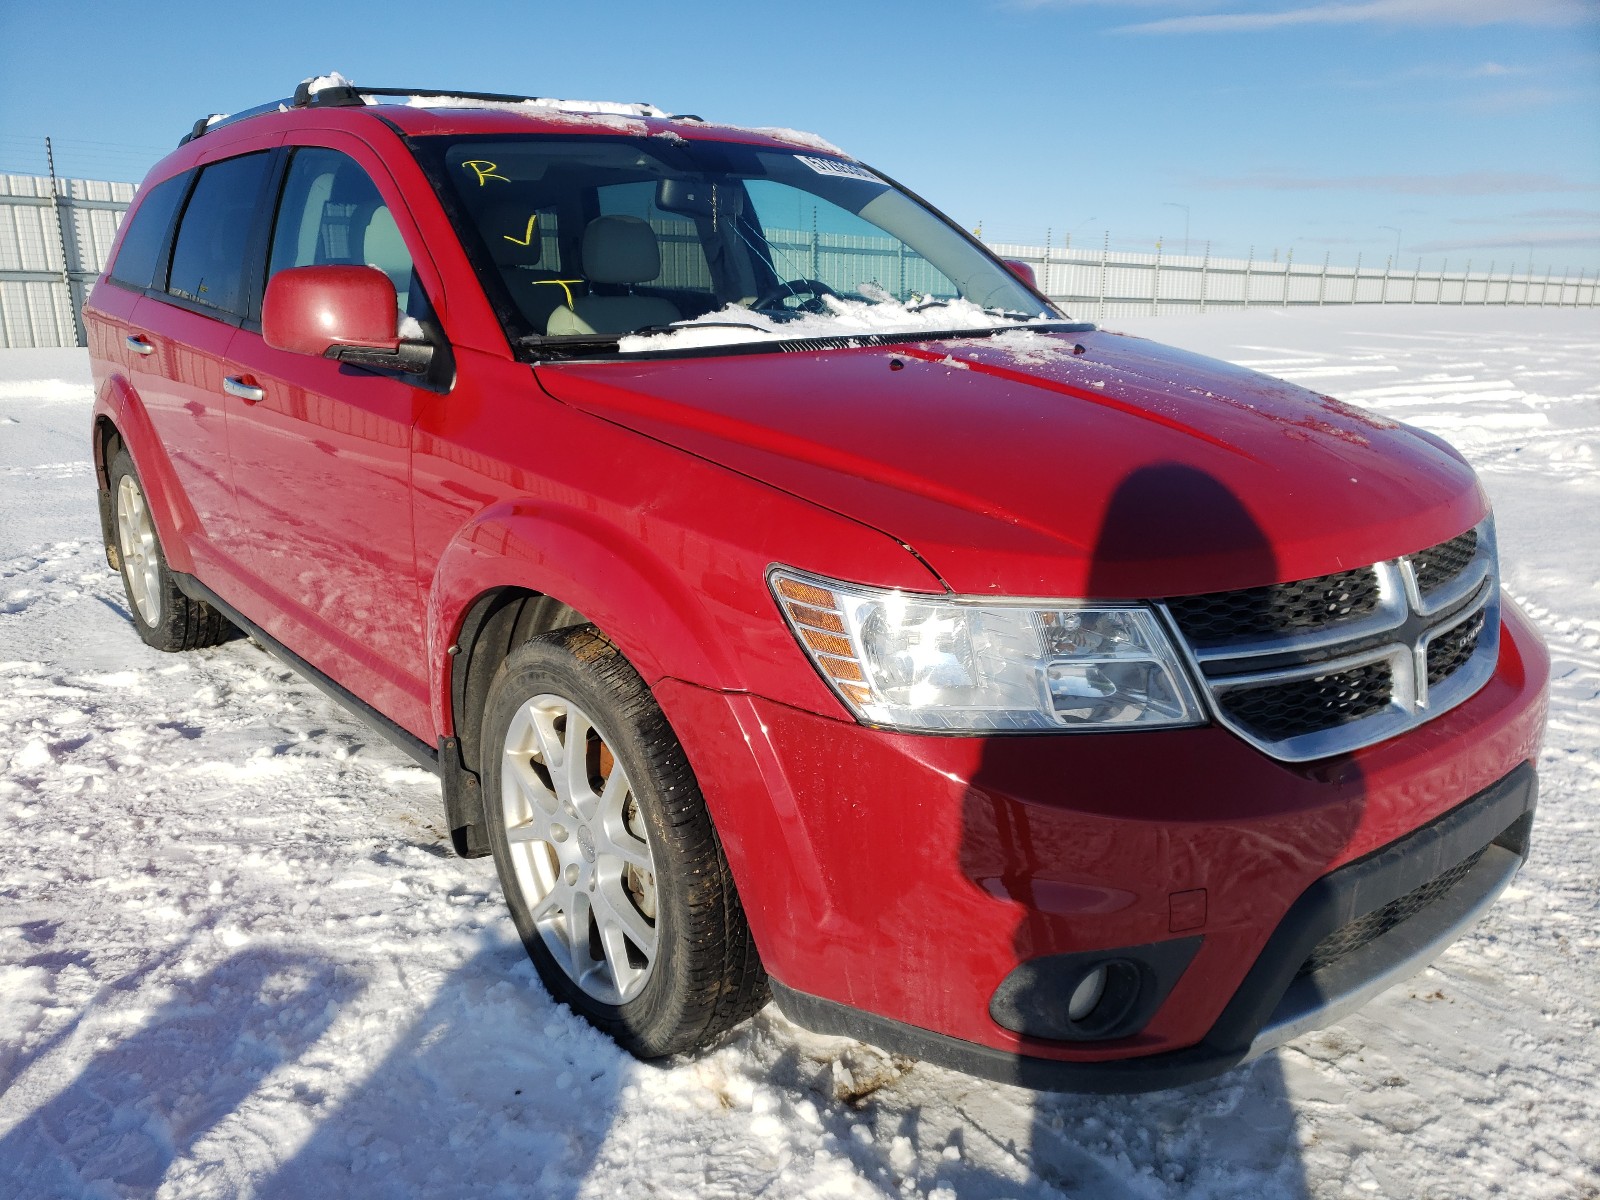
[989,239,1599,320]
[1,173,1594,348]
[0,174,135,348]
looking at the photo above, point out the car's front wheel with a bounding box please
[481,625,767,1057]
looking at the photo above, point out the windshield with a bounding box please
[409,133,1064,355]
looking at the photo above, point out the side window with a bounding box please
[595,181,713,294]
[268,147,419,316]
[166,152,272,316]
[108,172,190,292]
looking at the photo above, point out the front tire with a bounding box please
[108,449,231,652]
[482,626,767,1057]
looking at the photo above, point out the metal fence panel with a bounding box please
[2,173,1594,349]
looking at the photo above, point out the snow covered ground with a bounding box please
[1,306,1597,1199]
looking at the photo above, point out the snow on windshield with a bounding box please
[616,294,1053,353]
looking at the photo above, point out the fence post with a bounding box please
[1097,232,1109,322]
[1318,252,1329,306]
[1042,228,1052,299]
[1353,252,1362,304]
[1243,246,1253,308]
[1461,260,1470,305]
[1200,241,1210,314]
[44,137,87,348]
[1152,240,1162,316]
[1282,250,1292,307]
[1485,261,1494,306]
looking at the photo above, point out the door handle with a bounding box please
[126,335,154,356]
[223,375,265,404]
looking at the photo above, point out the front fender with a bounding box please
[425,498,742,736]
[93,374,201,575]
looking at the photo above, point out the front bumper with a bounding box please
[654,597,1548,1090]
[765,761,1533,1092]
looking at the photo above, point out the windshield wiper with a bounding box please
[631,319,772,336]
[517,333,623,360]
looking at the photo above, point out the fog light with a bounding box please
[1067,966,1108,1021]
[989,938,1203,1042]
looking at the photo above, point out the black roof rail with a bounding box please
[180,82,667,147]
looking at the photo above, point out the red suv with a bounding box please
[85,79,1548,1092]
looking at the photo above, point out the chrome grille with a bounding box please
[1161,519,1500,762]
[1217,661,1393,744]
[1411,530,1478,597]
[1166,567,1380,647]
[1427,610,1485,687]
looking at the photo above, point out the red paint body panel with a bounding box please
[535,333,1485,598]
[657,601,1546,1057]
[83,98,1551,1076]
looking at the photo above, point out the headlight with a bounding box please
[769,567,1206,733]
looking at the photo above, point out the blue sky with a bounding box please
[2,0,1596,272]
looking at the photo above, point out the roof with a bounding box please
[178,76,851,159]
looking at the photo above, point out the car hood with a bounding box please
[534,329,1487,598]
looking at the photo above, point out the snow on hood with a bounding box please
[616,295,1055,353]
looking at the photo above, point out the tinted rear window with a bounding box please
[166,152,272,316]
[107,172,189,292]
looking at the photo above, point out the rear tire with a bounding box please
[108,449,231,652]
[482,625,767,1057]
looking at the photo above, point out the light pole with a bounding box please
[1380,226,1401,266]
[1065,216,1097,249]
[1163,203,1190,256]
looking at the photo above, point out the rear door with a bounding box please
[220,137,436,737]
[124,150,277,573]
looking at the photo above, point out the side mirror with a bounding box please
[1002,258,1039,291]
[263,265,433,374]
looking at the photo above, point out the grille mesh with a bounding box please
[1166,567,1381,647]
[1427,611,1486,687]
[1216,661,1393,743]
[1298,848,1487,978]
[1410,530,1478,597]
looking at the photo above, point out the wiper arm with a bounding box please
[517,333,623,360]
[630,319,772,336]
[905,298,1036,322]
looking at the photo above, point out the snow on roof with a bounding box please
[396,95,658,135]
[303,70,355,95]
[741,126,851,158]
[399,94,667,119]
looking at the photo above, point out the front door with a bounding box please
[222,142,432,736]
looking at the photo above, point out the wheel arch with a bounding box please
[92,376,200,575]
[427,501,746,857]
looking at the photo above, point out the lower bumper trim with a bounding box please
[771,760,1536,1094]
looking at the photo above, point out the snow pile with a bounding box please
[301,71,354,96]
[741,126,851,157]
[2,309,1599,1197]
[618,293,1051,353]
[402,95,659,136]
